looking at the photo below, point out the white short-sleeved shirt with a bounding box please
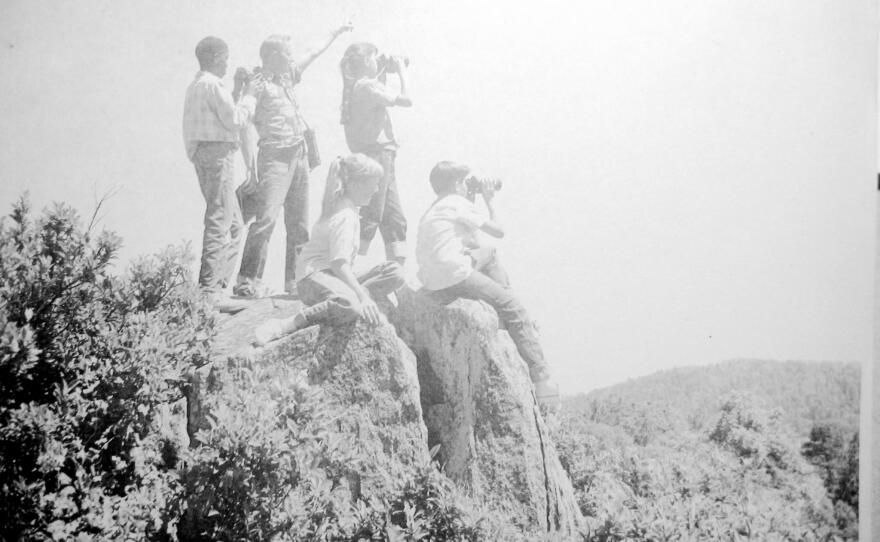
[296,201,360,280]
[416,194,487,291]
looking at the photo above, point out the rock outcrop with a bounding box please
[184,295,429,497]
[180,287,582,536]
[396,286,584,536]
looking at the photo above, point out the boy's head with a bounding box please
[429,161,471,196]
[195,36,229,77]
[260,35,293,73]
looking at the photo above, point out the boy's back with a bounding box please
[416,194,486,291]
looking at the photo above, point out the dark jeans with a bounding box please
[435,248,549,382]
[297,261,404,325]
[238,144,309,284]
[360,149,406,260]
[192,142,243,291]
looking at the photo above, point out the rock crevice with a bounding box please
[396,286,583,535]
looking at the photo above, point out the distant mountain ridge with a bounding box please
[564,359,860,437]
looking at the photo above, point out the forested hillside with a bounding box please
[567,359,859,437]
[553,360,860,540]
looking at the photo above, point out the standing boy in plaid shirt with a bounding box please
[183,37,262,309]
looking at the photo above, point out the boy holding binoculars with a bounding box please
[416,162,560,413]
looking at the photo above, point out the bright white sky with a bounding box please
[0,0,875,394]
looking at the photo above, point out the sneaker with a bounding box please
[254,318,285,346]
[213,297,248,315]
[534,379,561,415]
[233,279,270,299]
[204,291,248,314]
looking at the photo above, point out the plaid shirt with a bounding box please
[182,71,256,161]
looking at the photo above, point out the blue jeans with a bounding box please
[434,249,549,382]
[238,144,309,284]
[297,261,404,325]
[360,149,407,260]
[192,142,243,291]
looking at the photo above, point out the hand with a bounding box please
[243,72,265,99]
[338,20,354,35]
[234,67,250,85]
[480,179,497,203]
[242,167,258,191]
[358,297,381,325]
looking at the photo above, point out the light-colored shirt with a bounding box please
[297,201,360,280]
[182,71,256,161]
[253,65,306,149]
[416,194,487,291]
[344,78,398,153]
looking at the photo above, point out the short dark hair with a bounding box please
[429,161,470,195]
[195,36,228,70]
[260,35,291,62]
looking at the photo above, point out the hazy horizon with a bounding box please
[0,0,875,394]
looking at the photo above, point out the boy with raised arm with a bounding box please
[234,23,352,298]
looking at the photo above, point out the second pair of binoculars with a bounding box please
[377,54,409,74]
[465,176,503,197]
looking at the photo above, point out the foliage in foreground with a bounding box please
[0,197,211,540]
[173,358,495,542]
[0,197,501,541]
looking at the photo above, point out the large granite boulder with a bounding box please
[395,285,584,536]
[184,295,429,498]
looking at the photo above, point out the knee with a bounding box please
[496,293,529,321]
[332,295,362,324]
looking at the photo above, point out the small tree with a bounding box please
[834,432,859,513]
[0,196,213,540]
[802,422,847,491]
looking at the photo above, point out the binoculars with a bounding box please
[377,54,410,74]
[465,176,503,197]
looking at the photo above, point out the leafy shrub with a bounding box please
[555,391,852,541]
[0,197,213,540]
[173,350,498,542]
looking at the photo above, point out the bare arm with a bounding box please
[293,24,353,72]
[479,188,505,238]
[239,123,258,180]
[393,61,412,107]
[329,259,381,324]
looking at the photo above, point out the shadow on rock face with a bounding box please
[395,285,584,536]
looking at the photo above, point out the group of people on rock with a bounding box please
[181,23,559,410]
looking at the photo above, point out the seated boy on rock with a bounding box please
[415,161,560,413]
